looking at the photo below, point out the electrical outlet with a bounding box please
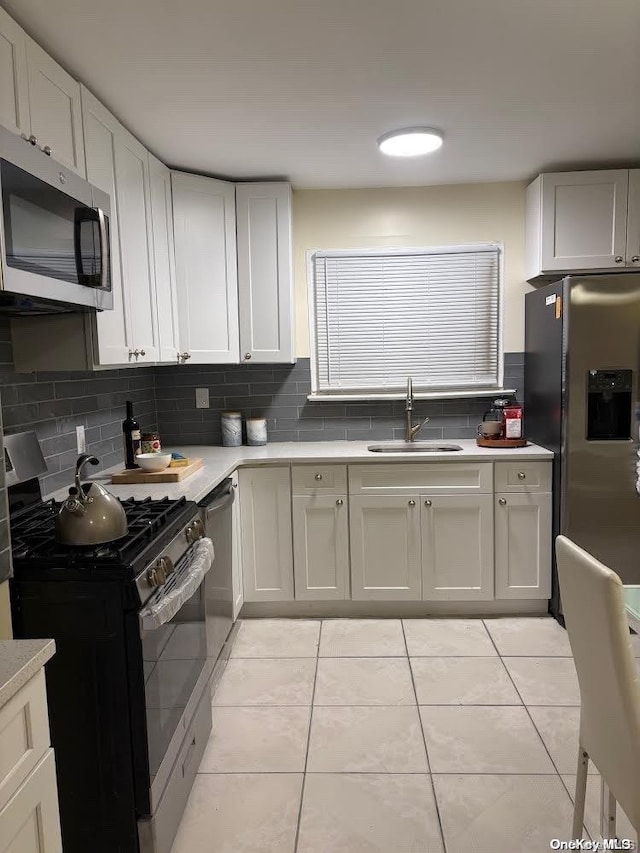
[76,425,86,453]
[195,388,210,409]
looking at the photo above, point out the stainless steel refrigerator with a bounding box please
[525,274,640,618]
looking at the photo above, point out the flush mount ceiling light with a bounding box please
[377,127,444,157]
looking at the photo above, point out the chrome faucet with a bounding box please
[405,377,430,441]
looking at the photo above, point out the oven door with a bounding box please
[137,541,214,816]
[0,126,112,310]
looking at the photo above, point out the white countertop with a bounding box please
[0,639,55,709]
[46,440,553,505]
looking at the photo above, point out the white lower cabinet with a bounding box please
[0,751,62,853]
[350,496,421,601]
[421,495,494,601]
[495,492,552,599]
[293,495,349,600]
[239,467,294,602]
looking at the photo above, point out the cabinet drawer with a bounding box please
[494,461,551,492]
[349,463,493,495]
[0,669,51,812]
[292,465,348,495]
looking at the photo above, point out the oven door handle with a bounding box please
[140,537,214,632]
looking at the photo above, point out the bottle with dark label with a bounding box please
[122,400,141,469]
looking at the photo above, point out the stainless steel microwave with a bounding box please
[0,125,112,313]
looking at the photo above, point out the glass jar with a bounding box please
[141,432,162,454]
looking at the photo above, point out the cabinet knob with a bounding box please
[336,499,343,506]
[408,499,416,506]
[178,352,191,364]
[517,471,526,480]
[244,353,252,360]
[139,349,146,357]
[424,499,432,507]
[499,498,507,506]
[28,134,38,146]
[615,256,624,264]
[631,256,640,264]
[41,144,52,156]
[314,473,323,481]
[128,349,135,360]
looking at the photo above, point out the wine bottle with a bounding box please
[123,400,141,469]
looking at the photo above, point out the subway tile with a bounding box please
[276,418,323,431]
[54,380,90,399]
[346,426,394,441]
[15,382,56,404]
[266,429,300,442]
[393,426,444,440]
[299,429,347,441]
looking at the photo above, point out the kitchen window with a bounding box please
[308,243,503,399]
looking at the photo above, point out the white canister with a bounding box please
[246,417,267,446]
[221,411,242,447]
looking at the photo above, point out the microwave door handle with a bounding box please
[74,206,97,286]
[96,207,108,291]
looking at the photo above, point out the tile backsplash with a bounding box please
[155,355,524,446]
[0,317,156,496]
[0,309,523,497]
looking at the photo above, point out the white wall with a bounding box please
[292,181,528,358]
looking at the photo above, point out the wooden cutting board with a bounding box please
[111,458,203,484]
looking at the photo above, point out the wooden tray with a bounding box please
[476,437,528,448]
[111,458,203,484]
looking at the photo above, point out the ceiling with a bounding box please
[4,0,640,188]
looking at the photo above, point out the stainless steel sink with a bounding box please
[367,442,463,453]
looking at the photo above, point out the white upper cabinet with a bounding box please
[525,170,638,280]
[0,6,29,136]
[115,129,159,363]
[81,87,131,365]
[626,169,640,268]
[148,154,179,362]
[236,182,295,364]
[25,37,85,176]
[172,172,239,364]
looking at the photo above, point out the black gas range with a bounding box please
[8,448,214,853]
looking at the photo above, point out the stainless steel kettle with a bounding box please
[55,454,128,546]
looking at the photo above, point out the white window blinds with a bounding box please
[310,244,502,396]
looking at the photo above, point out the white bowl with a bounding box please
[137,452,172,472]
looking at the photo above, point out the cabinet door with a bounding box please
[350,496,421,601]
[0,750,62,853]
[81,87,131,365]
[148,154,179,363]
[293,495,349,600]
[495,492,552,600]
[172,172,239,364]
[422,495,494,601]
[626,169,640,267]
[236,182,295,364]
[231,472,243,620]
[25,37,85,176]
[115,129,159,362]
[239,467,293,602]
[0,7,29,136]
[540,170,629,272]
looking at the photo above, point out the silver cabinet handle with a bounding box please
[177,352,191,364]
[28,134,38,146]
[631,256,640,263]
[128,349,135,361]
[517,472,526,480]
[41,144,52,156]
[424,499,432,507]
[314,473,323,481]
[408,499,416,506]
[58,171,66,185]
[139,349,146,357]
[336,499,344,506]
[615,256,624,263]
[499,498,507,506]
[244,353,252,360]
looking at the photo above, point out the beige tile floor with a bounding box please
[171,616,637,853]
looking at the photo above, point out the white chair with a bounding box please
[555,535,640,842]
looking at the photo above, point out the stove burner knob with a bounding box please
[185,524,196,545]
[147,556,172,588]
[193,518,205,540]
